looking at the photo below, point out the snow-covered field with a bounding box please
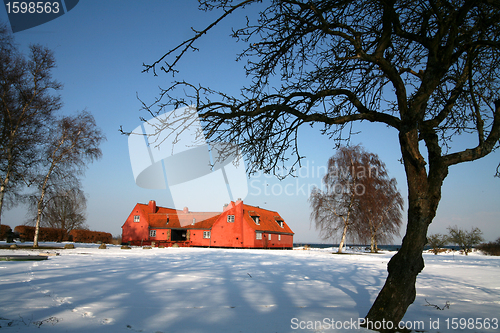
[0,243,499,332]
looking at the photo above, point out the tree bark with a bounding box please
[364,129,446,330]
[0,146,13,228]
[338,222,348,254]
[34,165,56,248]
[0,184,5,227]
[370,228,376,253]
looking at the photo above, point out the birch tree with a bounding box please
[32,111,104,247]
[310,145,383,253]
[0,25,61,226]
[26,185,88,240]
[362,177,404,253]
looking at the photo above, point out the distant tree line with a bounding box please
[427,225,490,255]
[0,24,105,247]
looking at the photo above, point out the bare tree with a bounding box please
[138,0,500,325]
[26,185,88,240]
[310,145,382,253]
[447,225,484,255]
[0,25,61,226]
[362,177,404,253]
[426,233,449,255]
[31,111,105,247]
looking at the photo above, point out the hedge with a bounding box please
[14,226,68,242]
[477,239,500,256]
[69,229,112,244]
[1,225,12,240]
[13,226,112,244]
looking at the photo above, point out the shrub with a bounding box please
[69,229,112,244]
[477,238,500,256]
[0,225,12,240]
[14,226,68,242]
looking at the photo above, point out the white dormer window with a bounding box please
[134,215,140,222]
[227,215,235,223]
[252,216,260,225]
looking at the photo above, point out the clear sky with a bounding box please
[1,1,499,244]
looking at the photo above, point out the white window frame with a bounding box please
[278,234,281,241]
[203,231,211,239]
[252,216,260,225]
[150,230,156,237]
[268,233,271,240]
[134,215,140,222]
[227,215,235,223]
[256,232,262,240]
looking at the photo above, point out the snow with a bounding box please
[0,243,499,332]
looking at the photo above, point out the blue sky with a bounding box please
[1,1,499,243]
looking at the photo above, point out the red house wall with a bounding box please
[122,204,149,244]
[146,228,213,247]
[253,232,293,249]
[188,230,212,247]
[211,201,246,248]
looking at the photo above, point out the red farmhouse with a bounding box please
[122,200,294,249]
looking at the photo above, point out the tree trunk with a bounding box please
[0,155,12,228]
[363,129,446,330]
[0,184,5,228]
[33,188,46,248]
[338,222,348,253]
[370,231,376,253]
[34,168,54,248]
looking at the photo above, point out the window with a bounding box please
[275,219,284,228]
[249,211,260,225]
[227,215,235,223]
[268,234,271,240]
[203,231,211,239]
[278,234,281,241]
[256,232,262,240]
[134,215,140,222]
[150,230,156,237]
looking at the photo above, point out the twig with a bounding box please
[425,299,450,310]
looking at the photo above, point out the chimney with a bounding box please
[148,200,156,213]
[183,207,189,214]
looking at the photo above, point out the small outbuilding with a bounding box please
[121,199,294,249]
